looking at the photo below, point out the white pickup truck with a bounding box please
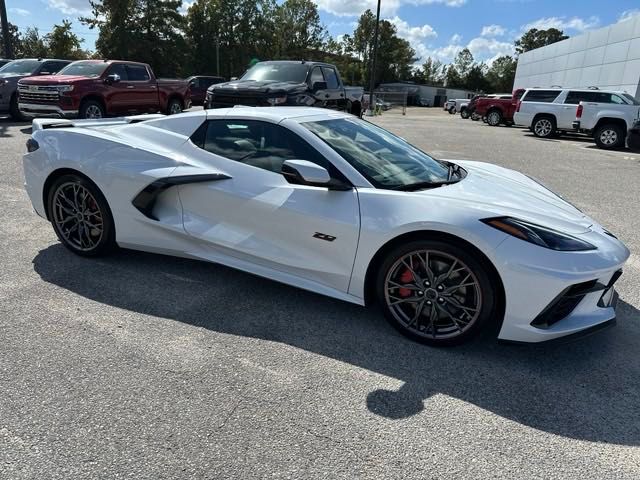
[445,98,469,114]
[572,93,640,149]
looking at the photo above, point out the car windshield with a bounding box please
[302,118,453,190]
[0,60,41,75]
[58,62,108,78]
[622,93,640,106]
[241,63,308,83]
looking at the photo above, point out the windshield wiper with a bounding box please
[391,180,459,191]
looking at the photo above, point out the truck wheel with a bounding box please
[9,94,27,122]
[80,100,105,119]
[448,107,455,114]
[167,98,183,115]
[486,110,502,126]
[471,112,481,121]
[532,116,556,138]
[594,124,625,150]
[460,108,470,119]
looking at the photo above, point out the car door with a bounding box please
[178,118,361,293]
[125,64,159,113]
[104,63,132,115]
[320,66,346,111]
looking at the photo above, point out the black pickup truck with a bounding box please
[205,60,364,117]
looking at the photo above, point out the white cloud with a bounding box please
[9,7,30,17]
[450,33,463,43]
[481,24,506,37]
[618,9,640,22]
[521,16,600,33]
[388,16,437,43]
[313,0,465,17]
[46,0,92,15]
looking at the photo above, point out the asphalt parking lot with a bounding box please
[1,108,639,479]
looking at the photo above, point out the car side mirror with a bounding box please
[230,76,238,81]
[39,71,51,76]
[312,81,327,92]
[282,160,351,190]
[105,74,121,85]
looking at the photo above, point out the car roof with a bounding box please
[206,106,351,122]
[524,87,627,94]
[9,58,69,62]
[256,60,334,68]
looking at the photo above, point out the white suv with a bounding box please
[514,87,635,139]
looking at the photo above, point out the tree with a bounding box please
[453,48,474,81]
[20,28,50,58]
[515,28,568,54]
[275,0,326,59]
[485,55,517,92]
[444,65,462,88]
[416,57,444,85]
[82,0,139,60]
[46,20,86,59]
[0,22,20,58]
[465,63,489,92]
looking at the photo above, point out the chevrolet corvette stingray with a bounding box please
[23,107,629,345]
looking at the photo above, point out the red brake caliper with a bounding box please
[398,268,413,297]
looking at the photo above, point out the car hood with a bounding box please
[18,75,92,85]
[210,79,307,95]
[423,160,594,234]
[0,73,30,80]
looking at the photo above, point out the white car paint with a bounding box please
[23,107,630,343]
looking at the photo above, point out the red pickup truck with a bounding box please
[17,60,191,119]
[474,88,525,126]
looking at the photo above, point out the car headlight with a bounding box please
[57,85,74,93]
[482,217,596,251]
[267,95,287,106]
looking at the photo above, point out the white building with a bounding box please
[513,14,640,98]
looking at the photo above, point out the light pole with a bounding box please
[0,0,13,59]
[366,0,381,116]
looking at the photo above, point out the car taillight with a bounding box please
[576,104,583,119]
[516,100,521,112]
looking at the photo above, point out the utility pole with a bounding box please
[366,0,381,116]
[0,0,13,59]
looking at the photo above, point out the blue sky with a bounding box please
[5,0,640,65]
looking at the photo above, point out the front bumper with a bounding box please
[19,103,78,118]
[492,226,630,343]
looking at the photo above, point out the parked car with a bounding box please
[18,59,191,119]
[187,75,225,106]
[444,99,456,112]
[475,89,526,126]
[513,87,634,139]
[464,94,489,120]
[446,98,469,114]
[628,119,640,151]
[23,107,628,345]
[0,58,71,120]
[572,93,640,149]
[205,60,364,117]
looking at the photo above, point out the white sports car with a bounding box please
[23,107,629,346]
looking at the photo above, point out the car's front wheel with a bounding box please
[471,112,481,121]
[47,174,116,257]
[460,108,469,119]
[79,100,105,119]
[376,240,496,346]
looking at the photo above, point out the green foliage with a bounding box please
[485,55,517,92]
[46,20,86,59]
[515,28,568,54]
[0,22,21,57]
[20,28,49,58]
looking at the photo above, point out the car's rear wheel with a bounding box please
[47,174,116,257]
[532,116,555,138]
[376,240,496,346]
[80,100,105,119]
[594,123,625,149]
[486,110,502,126]
[167,98,183,115]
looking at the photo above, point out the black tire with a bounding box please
[79,99,106,119]
[167,97,183,115]
[9,94,27,121]
[376,239,496,346]
[471,112,481,121]
[47,174,116,257]
[532,116,556,138]
[486,109,502,126]
[460,108,469,119]
[482,116,487,123]
[448,107,455,114]
[594,123,625,150]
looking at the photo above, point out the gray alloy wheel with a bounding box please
[85,104,103,119]
[48,174,116,257]
[471,112,481,121]
[595,124,624,149]
[487,110,502,126]
[460,109,469,119]
[532,117,555,138]
[168,99,183,115]
[376,240,495,346]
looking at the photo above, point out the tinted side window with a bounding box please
[522,90,561,103]
[40,62,59,74]
[126,64,150,81]
[199,120,340,178]
[565,91,597,104]
[321,67,339,89]
[309,67,324,86]
[107,64,128,81]
[46,61,68,73]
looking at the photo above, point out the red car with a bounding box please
[187,75,225,106]
[17,60,191,119]
[474,88,525,126]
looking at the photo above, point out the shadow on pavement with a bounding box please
[33,244,640,445]
[0,116,30,138]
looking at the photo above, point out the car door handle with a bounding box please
[127,85,135,89]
